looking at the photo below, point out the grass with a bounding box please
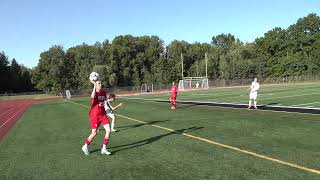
[1,88,320,179]
[0,94,59,100]
[127,82,320,108]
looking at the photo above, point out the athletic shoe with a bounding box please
[82,145,90,155]
[101,148,111,155]
[111,129,117,132]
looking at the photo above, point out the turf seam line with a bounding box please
[69,100,320,175]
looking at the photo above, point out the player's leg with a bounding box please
[248,93,253,109]
[170,97,174,109]
[101,116,111,155]
[253,96,257,109]
[82,129,97,155]
[253,92,258,109]
[82,118,99,155]
[172,96,177,109]
[109,114,117,132]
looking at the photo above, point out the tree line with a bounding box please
[0,52,34,93]
[1,13,319,93]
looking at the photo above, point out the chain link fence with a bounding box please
[1,75,320,98]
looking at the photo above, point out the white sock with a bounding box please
[254,101,257,107]
[102,144,106,149]
[83,144,88,148]
[249,100,252,107]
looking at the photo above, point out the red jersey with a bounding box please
[171,85,178,97]
[89,90,107,118]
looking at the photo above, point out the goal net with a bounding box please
[178,77,209,91]
[141,84,153,93]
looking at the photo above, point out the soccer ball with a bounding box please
[89,72,99,81]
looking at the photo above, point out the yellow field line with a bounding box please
[69,100,320,175]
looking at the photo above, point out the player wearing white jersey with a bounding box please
[105,94,123,132]
[248,78,260,109]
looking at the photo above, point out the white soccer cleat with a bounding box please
[82,145,90,155]
[101,148,111,155]
[111,129,117,132]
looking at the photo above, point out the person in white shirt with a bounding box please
[248,78,260,109]
[105,94,123,132]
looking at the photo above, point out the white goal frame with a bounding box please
[178,77,209,91]
[141,84,154,93]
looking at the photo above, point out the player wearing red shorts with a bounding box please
[170,82,178,109]
[82,79,111,155]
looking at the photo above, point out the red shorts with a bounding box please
[170,96,176,101]
[90,115,110,129]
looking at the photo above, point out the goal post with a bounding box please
[141,84,153,93]
[178,77,209,91]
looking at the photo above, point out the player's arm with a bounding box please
[255,83,260,91]
[90,80,96,99]
[112,103,123,111]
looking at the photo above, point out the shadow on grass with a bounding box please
[177,104,199,109]
[116,119,171,131]
[256,102,280,109]
[265,102,280,106]
[107,126,204,154]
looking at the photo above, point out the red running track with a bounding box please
[0,98,61,141]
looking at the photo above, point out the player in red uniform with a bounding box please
[170,82,178,109]
[82,79,111,155]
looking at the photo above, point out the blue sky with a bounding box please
[0,0,319,68]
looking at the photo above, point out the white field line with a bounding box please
[219,91,320,101]
[118,82,320,98]
[0,107,25,129]
[291,102,320,107]
[70,100,320,175]
[0,107,15,117]
[120,97,320,113]
[123,89,320,105]
[207,82,320,90]
[0,99,32,129]
[258,92,320,101]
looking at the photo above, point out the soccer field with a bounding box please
[126,82,320,109]
[1,82,320,179]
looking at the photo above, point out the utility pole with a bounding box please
[181,53,184,79]
[205,52,208,77]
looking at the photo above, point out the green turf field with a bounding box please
[126,82,320,108]
[1,82,320,179]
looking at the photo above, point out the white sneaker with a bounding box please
[101,148,111,155]
[82,145,90,155]
[111,129,117,132]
